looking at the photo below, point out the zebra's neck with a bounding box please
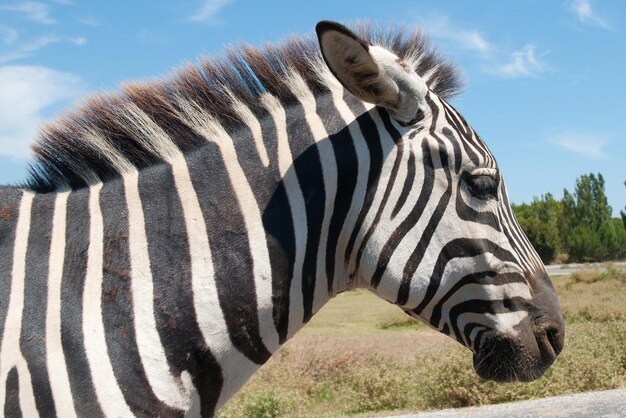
[109,89,376,410]
[0,85,397,415]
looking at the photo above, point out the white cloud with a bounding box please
[0,65,83,158]
[0,25,19,45]
[416,13,552,80]
[0,35,87,64]
[550,132,610,159]
[0,35,60,64]
[420,15,493,55]
[0,1,56,25]
[189,0,234,23]
[569,0,610,29]
[488,44,549,78]
[70,36,86,46]
[78,16,100,27]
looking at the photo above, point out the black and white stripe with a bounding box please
[0,21,563,416]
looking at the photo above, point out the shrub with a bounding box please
[241,392,283,418]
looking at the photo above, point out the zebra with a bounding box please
[0,20,564,417]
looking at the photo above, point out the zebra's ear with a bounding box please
[316,20,425,123]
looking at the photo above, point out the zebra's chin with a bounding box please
[472,325,564,382]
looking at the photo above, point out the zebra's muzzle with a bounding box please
[472,317,564,382]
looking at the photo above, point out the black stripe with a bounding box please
[391,144,416,219]
[388,95,452,298]
[284,101,326,322]
[4,367,21,418]
[343,96,386,267]
[462,322,486,350]
[314,92,359,294]
[354,113,405,280]
[101,178,180,416]
[502,187,542,271]
[429,272,526,327]
[442,104,481,166]
[448,297,530,346]
[20,193,56,416]
[60,188,104,417]
[371,97,442,291]
[411,239,517,315]
[370,138,434,289]
[193,348,223,417]
[229,106,281,206]
[0,188,22,352]
[187,145,271,364]
[355,126,404,278]
[499,190,534,270]
[429,272,497,328]
[254,111,297,343]
[139,163,224,413]
[253,107,296,344]
[442,101,488,158]
[441,127,462,174]
[140,163,197,371]
[396,136,452,305]
[264,184,296,344]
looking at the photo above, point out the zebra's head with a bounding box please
[317,21,564,382]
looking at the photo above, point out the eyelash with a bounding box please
[463,173,499,200]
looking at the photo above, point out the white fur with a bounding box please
[227,92,270,167]
[124,171,192,409]
[260,93,308,339]
[82,183,133,417]
[344,109,397,281]
[80,128,135,175]
[284,70,338,314]
[172,97,280,351]
[327,88,374,293]
[457,311,529,346]
[440,282,530,321]
[0,192,38,416]
[45,191,77,418]
[169,152,261,409]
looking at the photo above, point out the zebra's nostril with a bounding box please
[545,326,563,355]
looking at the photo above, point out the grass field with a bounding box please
[217,266,626,417]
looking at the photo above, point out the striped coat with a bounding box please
[0,21,564,417]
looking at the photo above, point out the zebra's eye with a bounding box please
[463,173,498,200]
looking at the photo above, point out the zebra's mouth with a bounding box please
[472,326,563,382]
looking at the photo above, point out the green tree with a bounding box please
[568,225,602,262]
[619,181,626,229]
[513,193,562,263]
[561,173,613,254]
[560,189,576,248]
[569,173,612,231]
[597,219,626,260]
[514,173,622,263]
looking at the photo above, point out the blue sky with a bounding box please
[0,0,624,216]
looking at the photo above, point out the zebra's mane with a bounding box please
[24,22,462,192]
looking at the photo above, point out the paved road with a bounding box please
[392,388,626,417]
[545,261,626,276]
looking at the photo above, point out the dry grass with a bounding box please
[217,275,626,418]
[556,264,626,323]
